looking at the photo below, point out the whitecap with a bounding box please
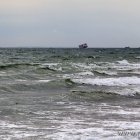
[117,60,130,65]
[72,63,99,70]
[37,80,51,83]
[41,63,59,66]
[72,77,140,87]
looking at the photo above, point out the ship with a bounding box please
[125,46,130,49]
[79,43,88,48]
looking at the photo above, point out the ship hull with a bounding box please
[79,45,88,48]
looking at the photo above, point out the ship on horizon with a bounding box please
[79,43,88,48]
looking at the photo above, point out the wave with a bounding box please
[0,79,52,94]
[0,63,39,70]
[0,63,63,73]
[72,76,140,87]
[64,90,140,101]
[38,66,56,71]
[93,70,117,76]
[70,76,140,96]
[39,63,62,71]
[60,72,94,81]
[68,87,140,97]
[65,78,76,86]
[47,90,123,103]
[117,60,130,65]
[66,90,120,100]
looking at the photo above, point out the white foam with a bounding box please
[0,71,7,76]
[117,60,130,65]
[57,67,62,71]
[15,79,51,84]
[71,61,140,76]
[37,80,51,83]
[43,102,140,140]
[41,63,59,66]
[0,101,140,140]
[15,79,27,82]
[72,63,99,70]
[45,118,140,140]
[114,60,140,71]
[72,76,140,87]
[135,56,140,59]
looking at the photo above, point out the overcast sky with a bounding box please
[0,0,140,48]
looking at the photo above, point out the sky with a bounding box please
[0,0,140,48]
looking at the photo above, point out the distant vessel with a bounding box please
[79,43,88,48]
[125,46,130,49]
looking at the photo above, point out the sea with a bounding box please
[0,48,140,140]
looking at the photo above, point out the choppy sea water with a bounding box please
[0,48,140,140]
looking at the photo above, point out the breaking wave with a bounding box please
[72,76,140,87]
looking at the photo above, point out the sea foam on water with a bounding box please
[0,48,139,140]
